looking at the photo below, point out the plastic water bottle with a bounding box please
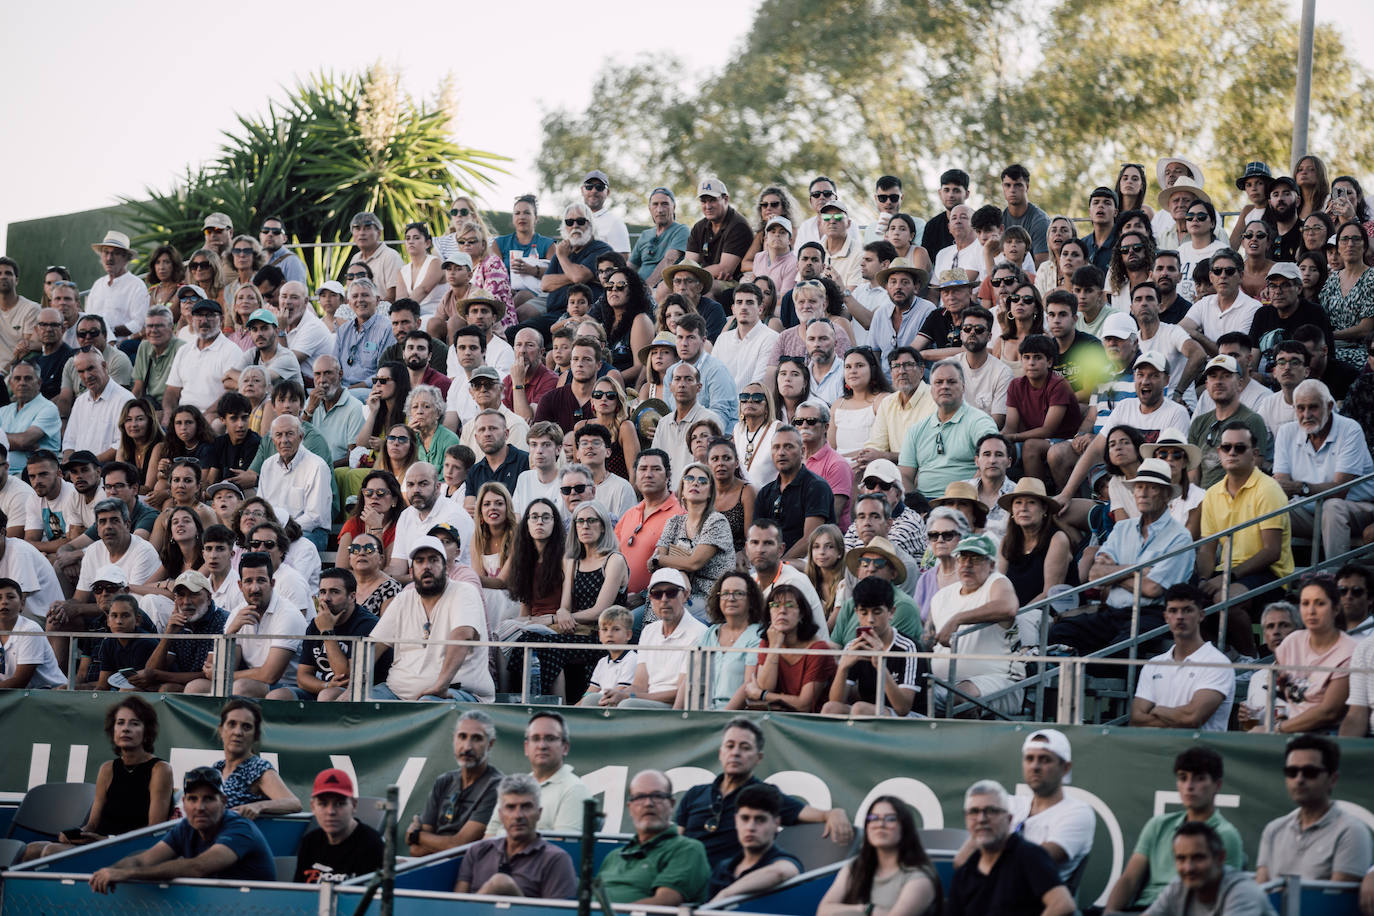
[526,652,542,697]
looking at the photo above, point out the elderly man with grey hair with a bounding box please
[130,305,184,407]
[1241,600,1301,732]
[259,414,333,549]
[948,779,1075,916]
[1274,378,1374,559]
[278,280,336,380]
[63,348,134,462]
[456,772,578,897]
[164,296,250,420]
[336,277,396,390]
[348,211,402,302]
[408,711,503,855]
[518,202,615,338]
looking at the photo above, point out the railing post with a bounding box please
[66,636,80,689]
[1217,536,1233,654]
[1311,495,1324,562]
[520,645,532,703]
[351,637,373,702]
[211,635,232,696]
[874,648,887,717]
[1056,658,1077,724]
[1126,571,1143,699]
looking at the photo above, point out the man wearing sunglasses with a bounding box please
[862,175,921,246]
[793,176,843,249]
[1250,261,1335,372]
[1336,564,1373,636]
[258,216,306,286]
[1254,736,1371,885]
[56,314,133,418]
[579,170,630,258]
[533,203,613,333]
[620,569,708,710]
[1107,230,1155,311]
[1179,249,1261,358]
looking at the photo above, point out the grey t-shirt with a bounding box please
[420,765,502,836]
[1256,805,1374,880]
[1144,867,1276,916]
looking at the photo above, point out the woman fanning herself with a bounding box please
[649,462,736,620]
[209,699,300,818]
[696,572,766,711]
[707,437,755,564]
[817,796,941,916]
[23,696,174,861]
[736,584,836,713]
[1271,576,1356,734]
[830,347,892,462]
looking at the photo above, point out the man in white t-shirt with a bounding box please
[932,205,981,283]
[0,518,64,624]
[187,551,304,697]
[163,298,249,421]
[1131,584,1235,731]
[512,422,565,515]
[996,730,1095,884]
[1255,340,1308,431]
[581,170,630,257]
[47,498,160,666]
[0,577,65,689]
[574,426,636,518]
[1179,249,1260,355]
[712,282,779,391]
[278,282,336,381]
[1130,282,1204,400]
[395,463,474,572]
[615,569,707,709]
[956,305,1011,427]
[0,448,42,539]
[369,536,492,702]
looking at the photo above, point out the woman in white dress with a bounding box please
[829,346,891,462]
[396,222,445,314]
[734,382,780,490]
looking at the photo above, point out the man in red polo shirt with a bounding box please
[614,449,684,602]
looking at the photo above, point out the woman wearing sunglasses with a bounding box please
[337,469,403,569]
[348,531,402,618]
[224,235,268,306]
[1177,201,1227,297]
[913,507,972,623]
[991,279,1043,371]
[452,220,514,329]
[650,462,735,621]
[596,266,655,387]
[185,249,228,306]
[1237,218,1276,299]
[585,376,637,479]
[1140,430,1203,538]
[376,424,420,488]
[733,383,781,489]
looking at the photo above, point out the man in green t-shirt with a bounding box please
[598,770,709,906]
[1104,746,1244,912]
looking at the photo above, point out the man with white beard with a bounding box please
[520,203,615,341]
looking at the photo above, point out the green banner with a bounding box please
[5,692,1373,907]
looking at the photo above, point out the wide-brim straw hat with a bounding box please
[843,535,908,585]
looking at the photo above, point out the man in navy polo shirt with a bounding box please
[89,766,273,893]
[754,425,834,559]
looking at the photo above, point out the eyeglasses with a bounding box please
[1340,586,1367,596]
[778,355,807,367]
[231,247,254,256]
[1274,357,1305,367]
[964,806,1006,819]
[385,434,410,443]
[371,376,393,385]
[889,360,919,373]
[1338,235,1365,245]
[719,589,747,600]
[203,227,225,234]
[820,214,846,223]
[1210,266,1239,277]
[249,538,278,550]
[935,430,946,455]
[628,791,671,804]
[793,416,822,426]
[36,321,63,329]
[759,199,783,210]
[455,237,480,246]
[625,520,646,547]
[990,277,1018,287]
[590,390,617,400]
[345,271,369,281]
[574,517,601,527]
[649,588,682,601]
[527,512,555,523]
[361,488,390,499]
[1217,442,1249,454]
[348,542,378,555]
[582,182,607,192]
[75,328,102,339]
[682,474,710,485]
[809,189,835,199]
[874,194,901,204]
[46,265,68,272]
[564,218,589,227]
[767,599,800,610]
[1283,765,1326,779]
[1185,212,1211,222]
[865,813,899,824]
[172,457,201,467]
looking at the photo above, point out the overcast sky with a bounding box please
[1,0,1369,256]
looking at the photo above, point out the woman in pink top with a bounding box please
[1273,576,1356,734]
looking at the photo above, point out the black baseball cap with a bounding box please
[183,766,225,795]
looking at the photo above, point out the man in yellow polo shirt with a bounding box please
[851,346,935,471]
[1196,421,1293,658]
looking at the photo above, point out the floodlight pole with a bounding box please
[1291,0,1316,163]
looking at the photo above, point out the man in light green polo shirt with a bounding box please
[898,359,997,502]
[130,306,184,409]
[598,770,709,906]
[305,355,365,466]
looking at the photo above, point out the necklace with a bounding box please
[742,420,769,467]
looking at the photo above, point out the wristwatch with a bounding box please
[408,825,422,845]
[1300,483,1312,496]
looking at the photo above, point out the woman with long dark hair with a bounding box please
[1114,162,1152,216]
[831,347,892,461]
[151,506,205,583]
[376,424,420,486]
[1272,576,1355,734]
[117,398,166,493]
[997,479,1076,608]
[774,356,811,423]
[1035,217,1077,297]
[337,469,403,566]
[707,437,754,562]
[396,221,445,313]
[697,571,766,710]
[1297,249,1330,304]
[596,265,655,385]
[818,796,940,916]
[356,361,412,453]
[737,583,836,713]
[472,482,519,625]
[1053,238,1090,292]
[502,498,567,626]
[1328,175,1374,254]
[143,244,185,307]
[1322,221,1374,367]
[991,281,1044,370]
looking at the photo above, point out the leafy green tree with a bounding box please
[123,64,508,284]
[537,0,1374,221]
